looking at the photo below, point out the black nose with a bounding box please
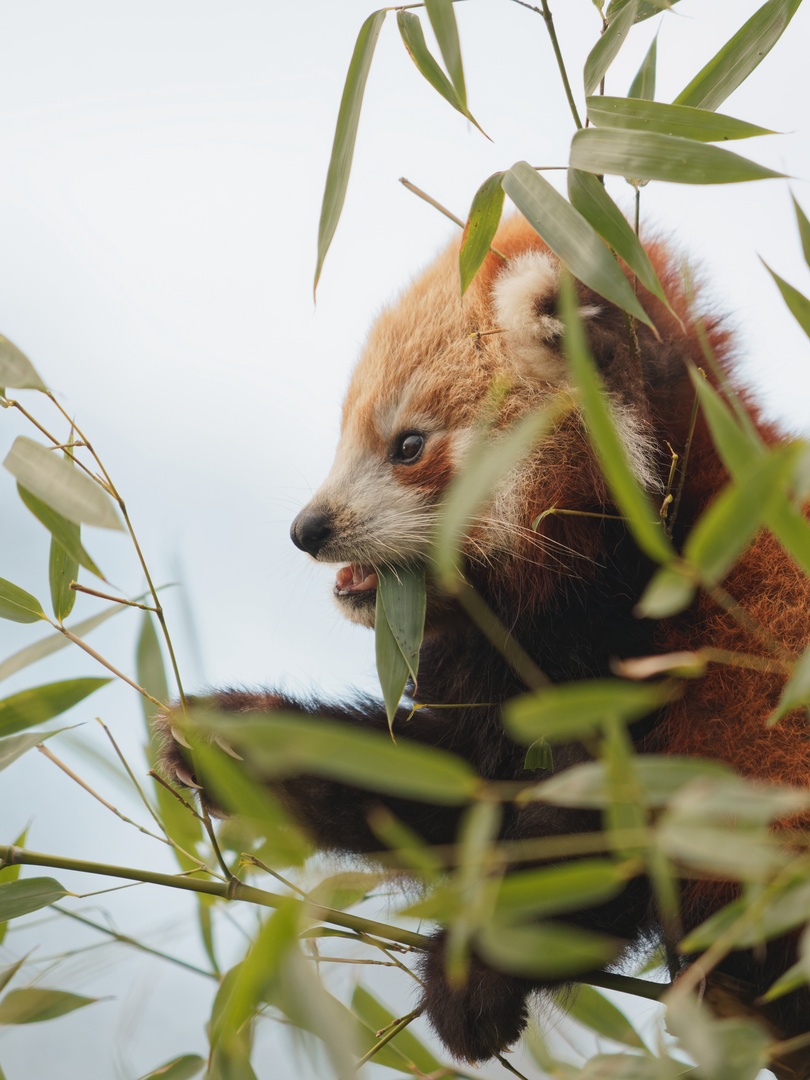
[290,507,333,557]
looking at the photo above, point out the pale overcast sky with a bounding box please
[0,2,808,1078]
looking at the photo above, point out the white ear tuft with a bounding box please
[491,251,601,383]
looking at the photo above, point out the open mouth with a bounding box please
[335,563,379,598]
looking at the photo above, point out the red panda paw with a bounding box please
[418,931,531,1063]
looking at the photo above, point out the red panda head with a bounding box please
[291,216,718,628]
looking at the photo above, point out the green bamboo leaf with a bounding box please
[763,261,810,339]
[682,879,810,952]
[526,755,732,809]
[566,985,647,1049]
[459,171,505,295]
[570,128,786,185]
[307,871,387,911]
[191,742,311,868]
[635,563,696,618]
[761,959,809,1003]
[558,271,674,563]
[502,162,655,330]
[0,727,71,774]
[770,646,810,725]
[396,11,486,136]
[377,566,425,684]
[584,1,639,96]
[4,436,123,530]
[352,985,444,1074]
[191,709,480,805]
[48,537,78,621]
[137,612,170,718]
[314,10,386,296]
[793,195,810,268]
[566,168,674,315]
[627,33,657,99]
[683,446,796,589]
[477,920,620,977]
[432,392,568,590]
[586,96,775,141]
[505,679,671,743]
[136,1056,206,1080]
[0,878,68,922]
[675,0,803,111]
[0,578,45,624]
[689,373,810,580]
[495,860,629,920]
[0,678,110,737]
[425,0,467,107]
[0,958,26,996]
[0,601,132,683]
[0,829,27,946]
[374,587,410,732]
[666,995,770,1080]
[607,0,679,21]
[0,335,46,391]
[18,484,103,581]
[0,987,96,1025]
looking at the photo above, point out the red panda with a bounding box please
[157,215,810,1066]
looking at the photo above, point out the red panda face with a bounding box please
[291,218,667,628]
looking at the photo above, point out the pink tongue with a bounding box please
[336,564,378,594]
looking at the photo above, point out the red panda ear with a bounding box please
[491,251,601,385]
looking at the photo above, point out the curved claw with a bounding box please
[174,767,202,791]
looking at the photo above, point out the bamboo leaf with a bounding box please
[376,566,425,685]
[525,755,733,808]
[505,679,672,743]
[314,10,386,296]
[48,536,78,621]
[0,601,132,683]
[374,588,411,732]
[635,564,696,618]
[477,920,620,977]
[0,829,27,946]
[495,860,629,920]
[570,128,786,185]
[352,986,444,1074]
[0,578,45,624]
[558,271,674,563]
[763,261,810,339]
[586,96,775,141]
[0,988,96,1025]
[0,958,26,996]
[0,878,67,922]
[18,484,103,582]
[459,171,505,295]
[425,0,467,107]
[191,709,480,805]
[0,678,110,737]
[396,11,486,136]
[682,879,810,951]
[0,727,70,774]
[770,646,810,725]
[432,393,568,590]
[793,195,810,268]
[584,1,639,96]
[607,0,680,21]
[675,0,803,112]
[0,336,46,391]
[566,985,647,1048]
[683,445,797,588]
[136,1056,206,1080]
[566,168,673,314]
[4,436,123,530]
[628,33,657,99]
[502,162,655,330]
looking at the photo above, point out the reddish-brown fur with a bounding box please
[158,215,810,1072]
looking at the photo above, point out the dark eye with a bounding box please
[393,432,425,463]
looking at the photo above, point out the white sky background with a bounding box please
[0,1,808,1078]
